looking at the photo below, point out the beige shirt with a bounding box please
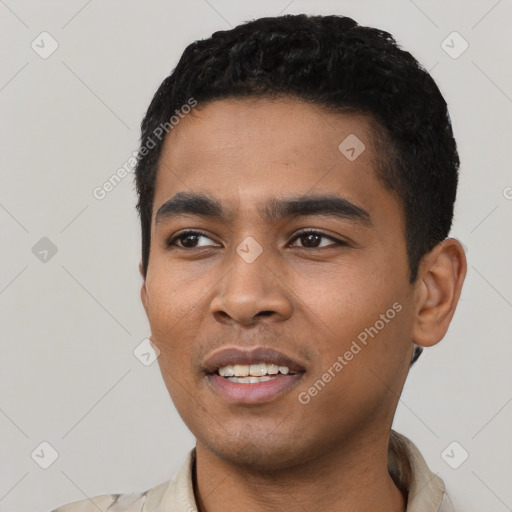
[51,432,453,512]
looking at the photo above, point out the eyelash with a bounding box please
[166,229,347,249]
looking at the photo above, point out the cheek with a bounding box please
[144,275,201,374]
[298,268,411,396]
[145,264,196,328]
[296,265,401,339]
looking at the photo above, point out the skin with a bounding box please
[140,97,467,512]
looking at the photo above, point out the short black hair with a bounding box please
[135,13,459,286]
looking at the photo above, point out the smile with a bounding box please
[217,362,297,383]
[203,347,306,404]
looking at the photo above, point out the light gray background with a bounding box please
[1,1,511,511]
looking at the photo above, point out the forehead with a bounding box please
[153,97,399,227]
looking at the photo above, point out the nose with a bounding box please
[209,248,293,326]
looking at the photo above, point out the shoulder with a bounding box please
[438,491,456,512]
[50,489,150,512]
[50,450,196,512]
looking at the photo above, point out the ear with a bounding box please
[139,261,149,315]
[411,238,467,347]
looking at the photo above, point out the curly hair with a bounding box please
[135,13,459,290]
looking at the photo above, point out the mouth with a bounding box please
[217,362,298,383]
[203,347,306,404]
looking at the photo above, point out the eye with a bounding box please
[166,229,346,250]
[289,230,346,249]
[167,230,219,249]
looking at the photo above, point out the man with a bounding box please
[53,13,466,512]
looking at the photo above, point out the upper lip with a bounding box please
[203,346,306,374]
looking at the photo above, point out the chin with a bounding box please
[199,424,313,473]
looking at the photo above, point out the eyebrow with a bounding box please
[155,191,372,226]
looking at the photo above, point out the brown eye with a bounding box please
[167,230,218,249]
[299,232,322,248]
[290,230,344,249]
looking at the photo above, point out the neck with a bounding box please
[193,432,406,512]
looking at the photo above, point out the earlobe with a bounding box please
[411,238,467,348]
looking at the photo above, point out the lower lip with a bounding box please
[207,373,304,404]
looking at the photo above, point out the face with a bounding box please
[141,98,418,471]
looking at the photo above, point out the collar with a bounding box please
[394,432,446,511]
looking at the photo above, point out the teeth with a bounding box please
[233,364,249,377]
[226,375,275,384]
[249,363,266,376]
[218,363,295,377]
[267,364,279,374]
[218,365,234,377]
